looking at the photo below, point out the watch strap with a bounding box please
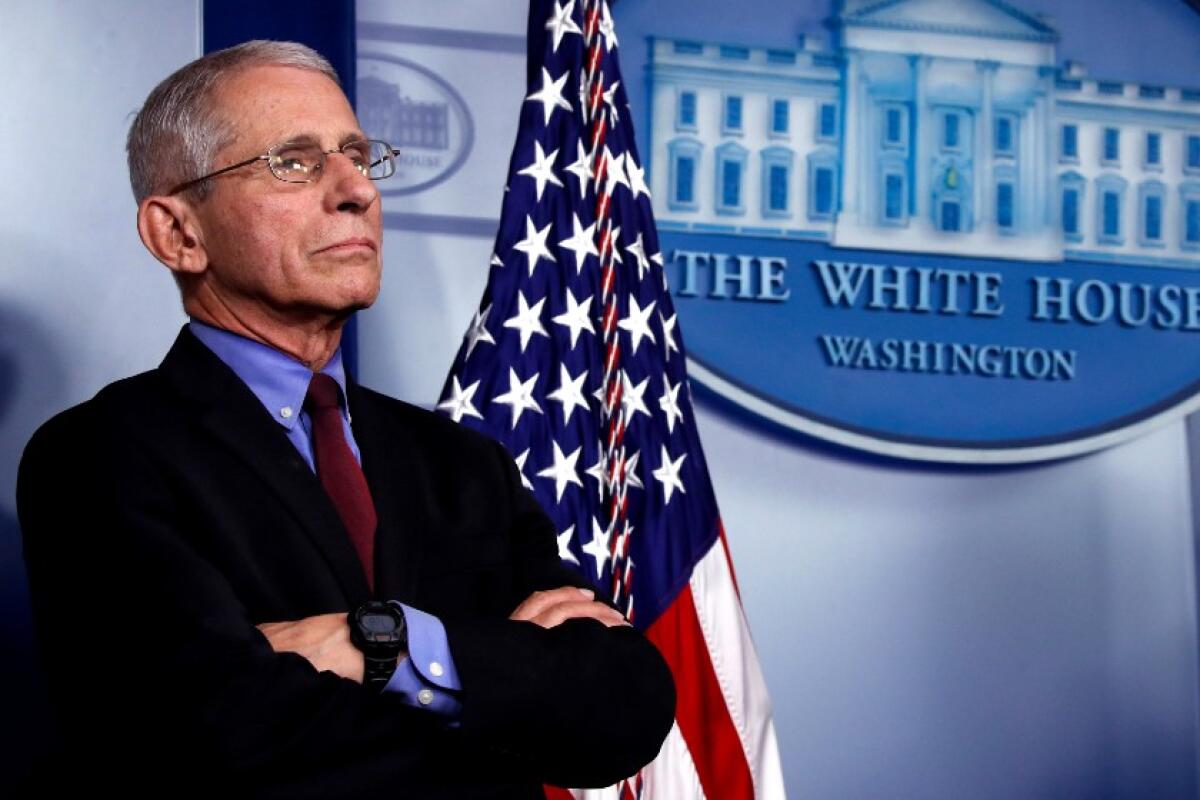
[363,653,400,692]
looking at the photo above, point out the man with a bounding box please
[16,40,674,798]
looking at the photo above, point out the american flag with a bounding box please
[436,1,785,797]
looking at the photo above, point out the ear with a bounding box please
[136,195,209,276]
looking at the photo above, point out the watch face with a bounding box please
[362,612,400,638]
[352,603,406,656]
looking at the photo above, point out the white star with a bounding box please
[490,252,503,268]
[621,372,652,422]
[595,223,622,268]
[493,368,543,429]
[556,525,580,565]
[659,378,685,433]
[617,296,657,355]
[609,225,624,264]
[558,213,599,274]
[544,0,582,52]
[625,153,651,201]
[436,376,482,423]
[581,517,612,579]
[564,139,594,198]
[513,448,536,491]
[512,215,556,276]
[578,70,589,121]
[585,450,606,497]
[613,522,632,562]
[537,441,583,501]
[599,2,619,51]
[602,145,629,195]
[552,288,595,350]
[463,304,495,359]
[652,445,687,504]
[602,80,621,123]
[517,141,563,202]
[525,67,572,125]
[660,310,680,361]
[624,233,651,281]
[602,449,643,494]
[624,449,644,489]
[547,363,590,424]
[592,381,609,413]
[502,290,549,353]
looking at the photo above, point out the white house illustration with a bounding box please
[647,0,1200,267]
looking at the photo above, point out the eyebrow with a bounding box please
[278,131,368,148]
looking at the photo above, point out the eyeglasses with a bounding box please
[168,138,400,195]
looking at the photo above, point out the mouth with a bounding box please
[314,237,378,256]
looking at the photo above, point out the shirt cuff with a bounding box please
[382,602,462,720]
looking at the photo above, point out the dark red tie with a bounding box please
[305,373,377,592]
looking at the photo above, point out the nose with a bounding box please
[324,151,379,213]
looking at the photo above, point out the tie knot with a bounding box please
[305,373,342,412]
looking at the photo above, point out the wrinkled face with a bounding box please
[191,65,383,324]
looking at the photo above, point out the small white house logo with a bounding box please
[357,54,474,196]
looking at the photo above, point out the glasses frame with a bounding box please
[167,138,400,196]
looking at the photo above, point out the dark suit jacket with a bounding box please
[16,326,675,799]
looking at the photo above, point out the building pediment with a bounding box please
[840,0,1058,43]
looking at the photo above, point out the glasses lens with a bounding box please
[270,144,323,182]
[366,140,396,180]
[339,140,372,178]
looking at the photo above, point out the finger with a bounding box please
[530,600,628,629]
[510,586,595,621]
[535,601,626,628]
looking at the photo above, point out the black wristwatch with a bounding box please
[347,600,408,693]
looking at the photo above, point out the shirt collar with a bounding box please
[187,318,351,431]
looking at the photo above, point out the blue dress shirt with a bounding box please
[188,319,462,718]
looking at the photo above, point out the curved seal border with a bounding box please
[358,53,476,197]
[687,356,1200,464]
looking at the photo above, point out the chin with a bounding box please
[334,271,381,307]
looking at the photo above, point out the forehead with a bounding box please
[212,64,361,151]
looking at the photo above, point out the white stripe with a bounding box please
[689,541,788,800]
[641,721,707,800]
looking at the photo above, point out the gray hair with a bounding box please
[126,40,340,204]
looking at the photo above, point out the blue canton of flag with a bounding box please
[436,0,716,627]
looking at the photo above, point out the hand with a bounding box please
[256,612,364,684]
[509,586,630,629]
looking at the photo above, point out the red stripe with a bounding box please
[543,787,573,800]
[589,79,605,119]
[595,189,611,222]
[602,265,615,298]
[590,120,608,167]
[645,578,755,800]
[588,44,602,78]
[606,378,621,414]
[598,224,612,262]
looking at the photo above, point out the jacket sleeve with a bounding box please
[438,437,677,788]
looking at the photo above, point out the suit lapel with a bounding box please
[158,326,372,604]
[347,381,425,601]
